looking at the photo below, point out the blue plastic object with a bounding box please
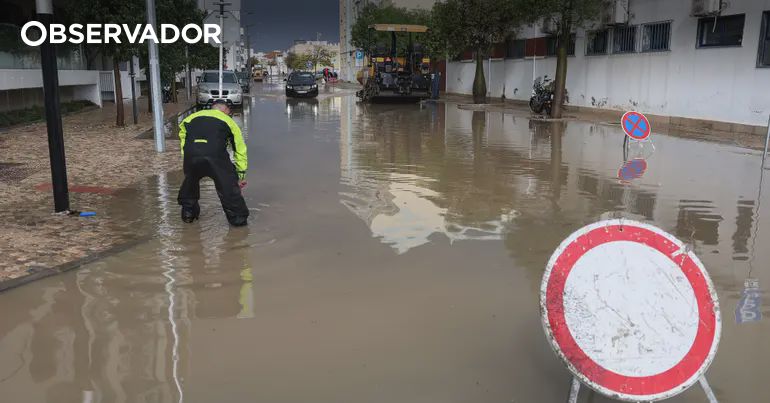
[79,211,96,217]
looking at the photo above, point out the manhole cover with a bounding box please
[0,162,33,183]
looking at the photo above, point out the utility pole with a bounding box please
[245,33,251,72]
[36,0,69,212]
[185,46,191,101]
[146,0,165,152]
[129,55,138,124]
[214,2,230,99]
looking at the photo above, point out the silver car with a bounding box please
[196,71,243,107]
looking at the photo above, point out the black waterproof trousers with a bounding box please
[177,156,249,226]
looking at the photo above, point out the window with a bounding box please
[545,34,576,56]
[697,14,745,47]
[642,21,672,52]
[506,38,526,59]
[613,25,637,53]
[525,37,547,57]
[586,29,609,55]
[759,11,770,67]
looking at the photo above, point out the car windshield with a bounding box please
[201,72,238,84]
[289,73,315,85]
[236,72,248,79]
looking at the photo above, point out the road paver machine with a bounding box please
[356,24,433,102]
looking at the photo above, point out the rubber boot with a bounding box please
[181,205,200,223]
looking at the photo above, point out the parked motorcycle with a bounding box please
[529,75,553,115]
[530,75,568,116]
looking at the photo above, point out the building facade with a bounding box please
[288,40,340,72]
[0,0,104,111]
[447,0,770,128]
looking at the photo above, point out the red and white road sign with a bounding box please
[541,219,721,402]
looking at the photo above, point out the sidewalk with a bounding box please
[447,94,770,150]
[0,97,192,288]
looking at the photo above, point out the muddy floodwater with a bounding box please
[1,82,769,403]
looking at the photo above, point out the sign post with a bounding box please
[36,0,70,212]
[541,219,721,402]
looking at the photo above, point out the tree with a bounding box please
[306,45,335,73]
[137,0,219,109]
[531,0,610,117]
[285,52,310,71]
[430,0,525,104]
[67,0,144,126]
[350,3,430,52]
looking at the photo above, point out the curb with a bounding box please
[0,236,151,293]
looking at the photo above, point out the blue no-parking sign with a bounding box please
[621,111,651,140]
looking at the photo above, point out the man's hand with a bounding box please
[238,180,247,190]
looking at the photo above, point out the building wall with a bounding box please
[289,41,340,71]
[0,69,101,109]
[447,0,770,127]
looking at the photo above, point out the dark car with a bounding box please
[236,71,250,93]
[285,72,318,98]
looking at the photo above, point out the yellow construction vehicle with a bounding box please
[356,24,433,102]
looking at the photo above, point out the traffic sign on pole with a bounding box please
[621,111,652,141]
[541,219,721,402]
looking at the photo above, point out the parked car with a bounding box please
[285,71,319,98]
[196,70,243,107]
[236,71,250,93]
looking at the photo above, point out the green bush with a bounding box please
[0,100,95,128]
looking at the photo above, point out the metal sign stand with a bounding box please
[567,376,719,403]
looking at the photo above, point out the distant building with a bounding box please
[265,51,288,76]
[288,41,340,72]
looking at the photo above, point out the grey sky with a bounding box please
[243,0,340,52]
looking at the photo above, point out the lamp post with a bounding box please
[146,0,165,152]
[36,0,69,212]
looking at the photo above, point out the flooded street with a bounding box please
[1,81,769,403]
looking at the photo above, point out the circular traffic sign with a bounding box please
[621,111,651,140]
[540,220,721,402]
[618,158,647,182]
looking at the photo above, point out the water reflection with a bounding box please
[338,100,770,284]
[286,98,319,120]
[0,171,258,402]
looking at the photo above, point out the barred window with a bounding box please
[545,34,576,56]
[642,21,672,52]
[506,38,526,59]
[697,14,745,47]
[613,25,637,53]
[586,29,609,55]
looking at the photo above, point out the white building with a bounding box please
[201,3,247,72]
[288,40,340,72]
[447,0,770,129]
[0,0,151,112]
